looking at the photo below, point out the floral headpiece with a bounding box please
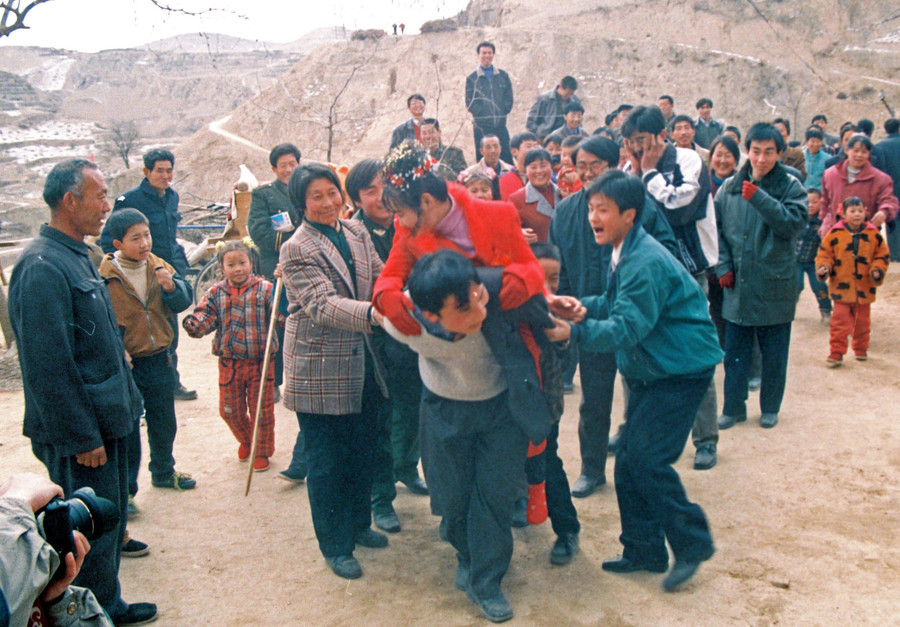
[384,141,438,191]
[214,236,256,251]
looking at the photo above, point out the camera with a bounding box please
[37,487,119,568]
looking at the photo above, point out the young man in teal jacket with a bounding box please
[551,169,722,591]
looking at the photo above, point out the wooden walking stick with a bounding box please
[245,276,284,496]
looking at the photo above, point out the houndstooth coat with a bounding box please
[280,218,387,415]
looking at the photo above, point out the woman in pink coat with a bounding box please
[820,134,898,237]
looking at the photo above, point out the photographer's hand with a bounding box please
[0,472,63,512]
[40,531,90,602]
[75,446,107,468]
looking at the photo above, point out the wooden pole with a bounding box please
[245,276,283,496]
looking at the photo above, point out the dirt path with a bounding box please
[1,275,899,625]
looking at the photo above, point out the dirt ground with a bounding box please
[1,274,899,626]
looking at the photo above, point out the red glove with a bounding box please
[742,181,758,201]
[526,482,548,525]
[376,290,420,336]
[719,271,735,289]
[499,272,529,311]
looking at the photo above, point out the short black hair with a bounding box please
[591,126,615,140]
[745,122,785,152]
[421,117,441,131]
[530,241,560,262]
[510,131,537,150]
[805,127,824,141]
[407,93,425,107]
[839,124,860,141]
[560,135,583,149]
[671,114,694,128]
[621,105,666,139]
[106,208,149,243]
[841,196,864,211]
[564,101,585,115]
[476,41,495,53]
[560,76,578,91]
[523,147,552,168]
[708,135,740,164]
[143,148,174,170]
[812,114,828,124]
[696,98,713,109]
[658,95,674,105]
[604,111,618,126]
[847,134,873,152]
[542,136,561,148]
[884,118,900,134]
[857,118,874,137]
[288,163,344,216]
[480,133,500,148]
[408,249,479,316]
[574,135,619,168]
[586,169,644,222]
[617,103,633,114]
[268,143,301,168]
[345,158,383,207]
[773,117,791,136]
[43,159,98,211]
[724,125,742,141]
[807,187,821,196]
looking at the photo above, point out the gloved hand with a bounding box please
[376,290,420,336]
[719,271,735,289]
[499,272,529,311]
[742,181,758,201]
[816,266,830,281]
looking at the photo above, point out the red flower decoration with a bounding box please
[413,167,424,177]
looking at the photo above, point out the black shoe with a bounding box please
[760,412,779,429]
[151,471,196,490]
[113,602,158,625]
[662,547,714,591]
[326,555,362,579]
[607,432,621,455]
[173,384,197,401]
[571,474,605,498]
[466,588,514,623]
[122,530,150,558]
[278,466,307,483]
[549,532,579,566]
[511,497,528,528]
[373,509,401,533]
[454,557,469,591]
[401,476,429,495]
[693,444,717,470]
[602,555,668,574]
[717,413,747,430]
[355,528,389,548]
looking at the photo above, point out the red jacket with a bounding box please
[819,160,899,237]
[499,169,525,201]
[373,183,545,306]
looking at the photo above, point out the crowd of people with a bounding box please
[4,37,900,626]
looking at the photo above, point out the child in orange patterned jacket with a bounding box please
[815,196,890,367]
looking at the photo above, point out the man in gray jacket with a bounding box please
[526,76,580,142]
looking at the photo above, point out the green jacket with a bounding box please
[571,224,723,382]
[247,180,300,279]
[715,161,808,326]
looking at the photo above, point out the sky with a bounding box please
[0,0,470,52]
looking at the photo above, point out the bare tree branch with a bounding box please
[105,120,140,169]
[144,0,243,19]
[0,0,52,39]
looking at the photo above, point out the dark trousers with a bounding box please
[33,437,129,620]
[274,323,286,388]
[370,383,396,514]
[128,351,177,485]
[167,314,184,389]
[545,422,580,537]
[615,373,714,565]
[297,375,379,558]
[797,263,832,313]
[385,338,422,484]
[421,388,527,599]
[577,350,617,479]
[474,124,513,165]
[723,321,792,417]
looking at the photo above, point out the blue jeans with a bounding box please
[723,321,792,417]
[797,263,832,312]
